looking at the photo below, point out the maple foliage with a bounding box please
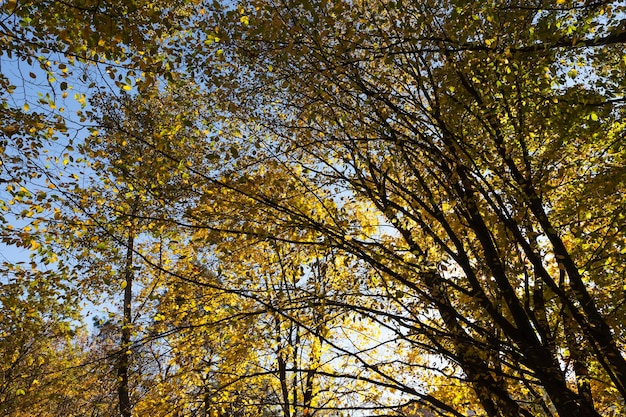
[2,0,626,416]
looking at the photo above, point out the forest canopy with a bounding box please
[2,0,626,416]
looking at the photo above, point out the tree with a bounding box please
[55,84,216,416]
[0,263,83,416]
[4,0,626,416]
[1,2,204,414]
[174,0,626,415]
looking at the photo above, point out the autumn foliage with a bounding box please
[2,0,626,416]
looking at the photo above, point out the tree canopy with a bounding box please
[2,0,626,416]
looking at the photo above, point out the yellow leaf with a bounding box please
[121,281,128,290]
[122,84,132,91]
[4,0,17,10]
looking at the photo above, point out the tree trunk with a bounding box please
[118,221,135,417]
